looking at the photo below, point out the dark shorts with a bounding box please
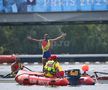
[43,51,51,59]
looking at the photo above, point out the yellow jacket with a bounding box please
[44,60,63,78]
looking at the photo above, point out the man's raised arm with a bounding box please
[51,33,66,42]
[27,36,42,42]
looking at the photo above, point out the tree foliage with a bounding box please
[0,24,108,54]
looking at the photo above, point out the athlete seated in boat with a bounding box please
[27,33,66,71]
[11,59,24,76]
[44,55,64,78]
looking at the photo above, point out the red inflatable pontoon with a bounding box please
[15,70,95,86]
[0,55,16,63]
[79,76,95,85]
[15,70,69,86]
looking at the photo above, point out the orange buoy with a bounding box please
[82,64,89,72]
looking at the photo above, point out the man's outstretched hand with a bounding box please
[27,36,32,40]
[62,33,66,37]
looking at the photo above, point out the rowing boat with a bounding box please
[97,77,108,84]
[94,71,108,84]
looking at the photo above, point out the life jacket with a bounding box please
[44,60,59,78]
[42,40,50,52]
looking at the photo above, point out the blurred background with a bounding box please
[0,24,108,55]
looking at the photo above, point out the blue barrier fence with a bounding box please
[16,54,108,62]
[0,0,108,13]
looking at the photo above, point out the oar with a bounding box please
[0,66,34,78]
[0,72,13,78]
[3,73,13,78]
[23,66,33,71]
[94,72,99,83]
[0,75,4,78]
[94,71,108,75]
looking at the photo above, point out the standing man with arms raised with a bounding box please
[27,33,66,71]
